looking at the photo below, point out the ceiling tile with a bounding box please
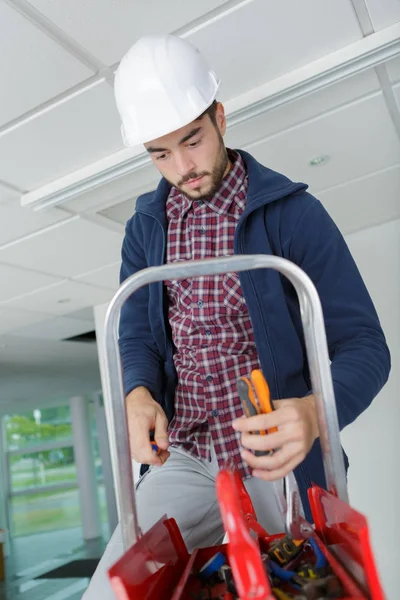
[74,262,120,291]
[0,80,123,190]
[67,307,95,322]
[26,0,229,65]
[365,0,400,30]
[319,165,400,235]
[225,68,380,149]
[188,0,362,102]
[246,92,400,193]
[0,182,21,205]
[384,57,400,84]
[1,280,113,316]
[98,200,138,227]
[0,307,51,334]
[0,216,123,278]
[392,82,400,107]
[66,161,157,213]
[0,202,68,245]
[0,264,60,302]
[0,2,93,127]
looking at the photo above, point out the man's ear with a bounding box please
[215,102,227,136]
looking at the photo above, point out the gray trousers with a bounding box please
[136,444,285,549]
[83,444,285,600]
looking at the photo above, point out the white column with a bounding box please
[93,392,118,536]
[70,396,102,540]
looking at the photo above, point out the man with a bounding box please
[115,34,390,551]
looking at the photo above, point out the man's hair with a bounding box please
[197,100,218,126]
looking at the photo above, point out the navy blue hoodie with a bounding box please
[119,150,390,519]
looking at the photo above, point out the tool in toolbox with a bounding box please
[101,255,385,600]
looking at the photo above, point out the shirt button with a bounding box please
[200,227,206,234]
[197,300,204,308]
[205,329,211,337]
[206,375,213,382]
[196,200,204,206]
[211,409,219,417]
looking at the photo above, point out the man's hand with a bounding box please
[126,386,170,466]
[232,395,319,480]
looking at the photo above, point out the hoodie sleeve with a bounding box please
[118,214,164,400]
[285,193,391,430]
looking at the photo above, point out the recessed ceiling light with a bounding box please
[57,298,71,304]
[309,155,330,167]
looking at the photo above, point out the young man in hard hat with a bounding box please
[114,35,390,550]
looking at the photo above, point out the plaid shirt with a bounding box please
[165,150,260,478]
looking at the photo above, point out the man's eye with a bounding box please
[156,154,168,161]
[188,140,200,148]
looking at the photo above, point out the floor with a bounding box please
[0,526,109,600]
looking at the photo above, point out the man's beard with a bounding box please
[171,136,229,201]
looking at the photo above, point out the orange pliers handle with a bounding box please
[237,377,266,436]
[237,370,278,435]
[250,370,278,434]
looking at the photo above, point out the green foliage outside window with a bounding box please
[5,406,73,456]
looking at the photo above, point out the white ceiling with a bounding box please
[188,0,363,101]
[0,1,93,127]
[366,0,400,30]
[0,0,400,412]
[25,0,230,66]
[0,79,124,190]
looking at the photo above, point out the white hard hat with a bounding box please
[114,34,220,146]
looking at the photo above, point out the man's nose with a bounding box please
[176,152,196,178]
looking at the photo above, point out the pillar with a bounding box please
[92,392,118,536]
[69,396,102,540]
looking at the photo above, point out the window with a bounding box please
[9,447,77,492]
[3,401,107,538]
[6,406,73,452]
[11,487,82,537]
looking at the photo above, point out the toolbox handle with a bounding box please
[215,466,274,599]
[103,255,348,550]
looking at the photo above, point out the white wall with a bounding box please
[342,219,400,600]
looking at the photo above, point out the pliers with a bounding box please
[237,369,278,453]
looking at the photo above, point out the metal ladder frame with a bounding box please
[102,255,348,551]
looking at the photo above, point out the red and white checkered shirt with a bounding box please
[165,151,260,478]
